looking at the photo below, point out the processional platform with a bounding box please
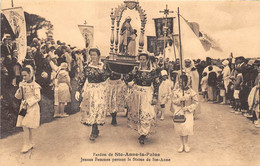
[105,54,139,74]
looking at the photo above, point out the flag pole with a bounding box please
[11,0,14,7]
[177,7,184,97]
[172,34,177,62]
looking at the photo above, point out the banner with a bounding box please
[153,17,174,40]
[147,36,164,56]
[78,25,94,49]
[2,7,27,64]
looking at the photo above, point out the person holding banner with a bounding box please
[2,7,27,64]
[1,34,14,86]
[1,34,13,58]
[183,58,200,118]
[75,48,110,141]
[126,52,160,145]
[165,41,175,61]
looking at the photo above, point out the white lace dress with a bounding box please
[172,88,198,136]
[15,82,41,128]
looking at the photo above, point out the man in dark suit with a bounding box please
[34,45,53,98]
[1,35,14,86]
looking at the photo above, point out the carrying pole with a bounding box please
[255,80,260,113]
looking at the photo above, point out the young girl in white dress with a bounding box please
[200,72,208,101]
[54,62,71,118]
[172,74,198,153]
[158,70,172,120]
[15,65,41,153]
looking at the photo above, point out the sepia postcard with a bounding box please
[1,0,260,166]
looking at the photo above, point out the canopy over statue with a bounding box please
[105,0,147,74]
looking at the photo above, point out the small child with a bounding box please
[158,70,172,120]
[127,29,137,56]
[54,62,71,118]
[216,72,224,103]
[15,65,41,153]
[232,68,243,114]
[200,72,208,101]
[172,74,198,153]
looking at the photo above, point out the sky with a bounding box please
[1,0,260,58]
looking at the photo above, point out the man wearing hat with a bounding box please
[1,34,14,85]
[30,38,40,50]
[48,45,57,59]
[23,46,36,69]
[34,44,52,98]
[1,34,13,58]
[235,56,247,76]
[56,45,67,65]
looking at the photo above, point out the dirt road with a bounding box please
[0,99,260,166]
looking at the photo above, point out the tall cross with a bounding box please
[159,4,174,30]
[159,4,174,17]
[159,4,174,58]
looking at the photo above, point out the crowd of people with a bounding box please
[1,35,260,154]
[1,35,88,152]
[1,35,87,99]
[197,56,260,129]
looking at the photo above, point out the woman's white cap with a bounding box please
[161,70,168,76]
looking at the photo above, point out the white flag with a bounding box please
[2,7,27,64]
[78,25,94,49]
[174,15,206,60]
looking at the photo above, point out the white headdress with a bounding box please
[25,65,35,81]
[161,70,168,76]
[222,60,229,66]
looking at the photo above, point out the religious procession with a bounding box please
[1,0,260,166]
